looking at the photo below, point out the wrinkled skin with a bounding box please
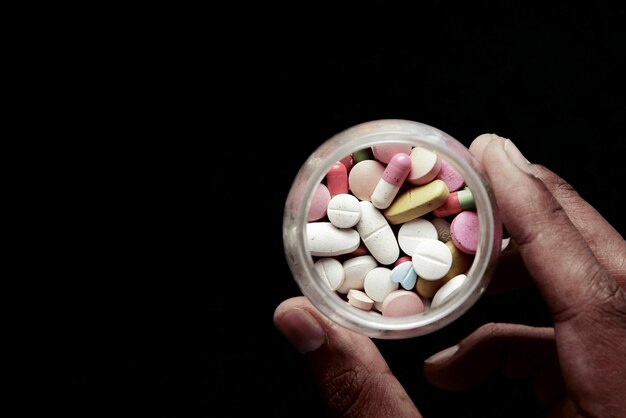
[274,134,626,418]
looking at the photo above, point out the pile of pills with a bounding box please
[306,143,480,317]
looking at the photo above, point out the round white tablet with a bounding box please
[412,239,453,280]
[397,218,438,255]
[363,267,399,302]
[327,193,362,228]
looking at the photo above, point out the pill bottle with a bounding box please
[283,119,502,339]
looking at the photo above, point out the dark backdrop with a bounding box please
[28,3,626,418]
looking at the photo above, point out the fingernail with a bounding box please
[424,345,459,364]
[503,139,533,174]
[275,308,326,354]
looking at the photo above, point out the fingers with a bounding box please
[423,323,557,391]
[473,134,625,324]
[471,134,626,417]
[274,297,422,418]
[531,164,626,288]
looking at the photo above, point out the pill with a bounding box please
[433,188,475,218]
[326,161,349,197]
[415,240,473,297]
[450,210,480,254]
[306,222,361,257]
[308,183,331,221]
[443,240,474,280]
[347,289,374,311]
[435,158,465,192]
[381,290,425,317]
[406,147,442,185]
[348,159,386,201]
[412,239,453,280]
[355,201,400,265]
[397,217,438,255]
[363,267,398,302]
[337,255,378,294]
[501,237,511,251]
[372,143,413,164]
[390,259,417,290]
[352,147,374,163]
[431,274,467,308]
[371,152,412,210]
[431,217,452,242]
[340,154,354,174]
[327,193,362,228]
[314,257,345,291]
[383,179,450,225]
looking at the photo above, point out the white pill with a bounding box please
[306,222,360,257]
[412,239,453,280]
[337,255,378,294]
[431,217,452,242]
[501,237,511,252]
[327,193,362,228]
[314,257,345,291]
[363,267,398,302]
[347,289,374,311]
[355,201,399,265]
[397,218,438,255]
[431,274,467,308]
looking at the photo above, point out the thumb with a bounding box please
[274,297,422,418]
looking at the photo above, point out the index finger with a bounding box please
[475,135,624,323]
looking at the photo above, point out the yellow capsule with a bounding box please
[383,179,449,225]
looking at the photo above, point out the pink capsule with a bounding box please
[325,162,349,196]
[371,153,412,210]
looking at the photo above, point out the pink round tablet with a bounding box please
[407,147,442,185]
[381,290,425,317]
[450,210,479,254]
[348,160,385,201]
[372,143,413,164]
[435,159,465,192]
[308,183,331,221]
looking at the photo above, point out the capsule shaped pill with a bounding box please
[433,188,475,218]
[371,152,412,210]
[383,179,450,225]
[326,161,349,197]
[306,222,361,257]
[355,201,400,265]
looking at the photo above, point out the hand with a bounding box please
[273,134,626,418]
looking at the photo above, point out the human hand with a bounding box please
[273,134,626,417]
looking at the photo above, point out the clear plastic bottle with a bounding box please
[283,119,502,339]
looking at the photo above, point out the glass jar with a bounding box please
[282,119,502,339]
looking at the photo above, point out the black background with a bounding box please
[27,3,626,417]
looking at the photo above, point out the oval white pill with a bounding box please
[363,267,398,302]
[431,274,467,308]
[347,289,374,311]
[327,193,362,228]
[306,222,361,257]
[313,257,345,291]
[355,201,399,265]
[397,218,438,255]
[412,239,453,280]
[337,255,378,294]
